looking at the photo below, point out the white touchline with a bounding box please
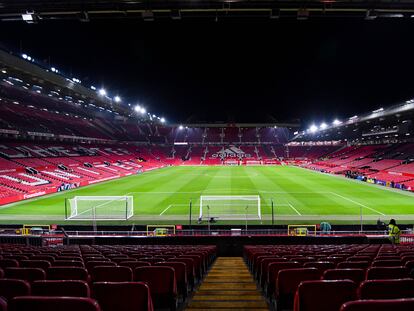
[288,202,302,216]
[159,204,173,216]
[331,192,385,216]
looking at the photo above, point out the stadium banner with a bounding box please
[211,146,251,159]
[57,182,80,192]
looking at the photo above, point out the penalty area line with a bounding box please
[330,192,385,216]
[159,205,173,216]
[288,202,302,216]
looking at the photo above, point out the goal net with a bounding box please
[199,195,261,221]
[65,196,133,220]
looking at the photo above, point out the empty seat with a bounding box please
[323,269,365,285]
[53,260,84,267]
[93,282,154,311]
[20,260,51,270]
[266,262,301,295]
[91,266,133,282]
[294,280,357,311]
[276,268,321,310]
[156,262,188,298]
[0,297,6,311]
[340,298,414,311]
[358,278,414,300]
[32,280,90,297]
[86,261,116,271]
[0,259,18,269]
[135,266,177,310]
[366,266,409,280]
[8,296,101,311]
[337,261,370,269]
[118,261,151,270]
[47,266,89,281]
[4,267,46,283]
[372,260,403,267]
[0,279,31,301]
[303,261,336,273]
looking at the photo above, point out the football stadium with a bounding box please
[1,1,414,311]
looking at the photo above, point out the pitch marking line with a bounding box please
[288,202,302,216]
[330,192,385,216]
[159,203,188,216]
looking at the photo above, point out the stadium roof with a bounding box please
[4,0,414,21]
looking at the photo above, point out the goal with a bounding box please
[199,195,261,221]
[65,196,134,220]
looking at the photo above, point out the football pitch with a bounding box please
[1,165,414,225]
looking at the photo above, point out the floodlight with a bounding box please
[332,119,342,125]
[27,56,32,61]
[134,105,141,112]
[309,124,318,133]
[140,107,146,114]
[114,96,121,103]
[349,115,358,120]
[179,125,184,130]
[22,54,28,59]
[160,117,166,123]
[320,122,328,130]
[21,14,33,22]
[98,88,107,96]
[372,107,384,113]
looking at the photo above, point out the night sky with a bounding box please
[2,19,414,125]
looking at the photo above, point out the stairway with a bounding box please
[186,257,269,311]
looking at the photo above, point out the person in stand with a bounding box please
[388,219,401,245]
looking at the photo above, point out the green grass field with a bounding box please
[1,165,414,225]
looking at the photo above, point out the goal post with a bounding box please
[199,195,261,221]
[65,196,134,220]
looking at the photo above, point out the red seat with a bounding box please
[303,261,335,273]
[172,258,195,288]
[323,269,365,285]
[134,266,177,310]
[4,267,46,283]
[86,261,116,271]
[20,260,51,270]
[276,268,321,310]
[156,262,188,298]
[0,279,31,301]
[340,298,414,311]
[337,261,370,269]
[366,266,409,280]
[358,278,414,299]
[93,282,154,311]
[118,261,151,270]
[0,259,19,269]
[266,262,301,295]
[47,266,89,281]
[0,297,6,311]
[8,296,101,311]
[32,280,90,297]
[294,280,357,311]
[53,260,85,267]
[91,266,133,282]
[372,260,403,267]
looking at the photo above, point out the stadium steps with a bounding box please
[185,257,269,311]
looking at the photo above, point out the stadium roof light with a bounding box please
[114,96,121,103]
[179,125,184,130]
[319,122,328,130]
[98,88,107,96]
[372,107,384,113]
[140,107,146,114]
[332,119,342,125]
[160,117,166,123]
[309,124,318,133]
[1,70,6,74]
[134,105,141,112]
[349,115,358,120]
[22,54,28,59]
[90,86,97,91]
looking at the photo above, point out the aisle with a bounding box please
[185,257,269,311]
